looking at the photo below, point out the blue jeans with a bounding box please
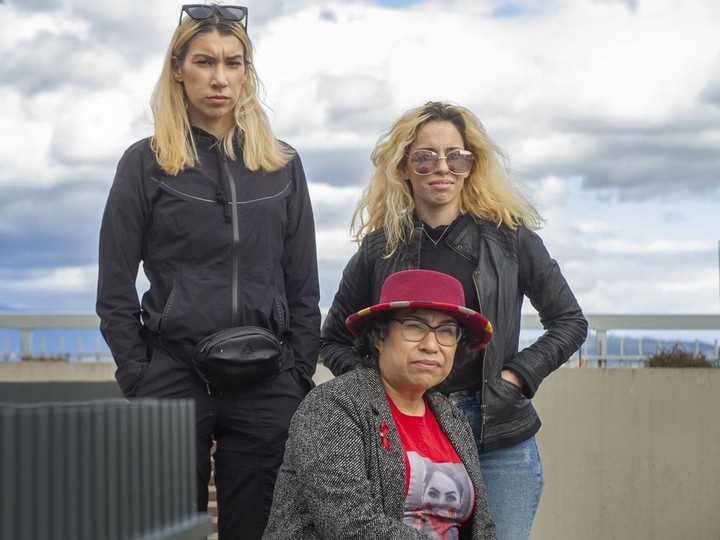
[450,391,544,540]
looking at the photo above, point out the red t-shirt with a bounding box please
[388,396,475,540]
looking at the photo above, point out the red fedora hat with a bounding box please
[345,269,493,350]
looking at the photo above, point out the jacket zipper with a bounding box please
[448,241,489,445]
[472,266,488,445]
[221,154,241,327]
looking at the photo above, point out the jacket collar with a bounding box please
[412,211,474,234]
[190,125,219,145]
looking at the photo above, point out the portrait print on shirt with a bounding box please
[404,452,475,539]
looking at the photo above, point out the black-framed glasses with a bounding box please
[179,4,249,30]
[409,149,474,175]
[390,318,462,347]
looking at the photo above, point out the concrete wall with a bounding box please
[3,363,719,539]
[532,368,720,540]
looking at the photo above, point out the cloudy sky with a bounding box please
[1,0,719,328]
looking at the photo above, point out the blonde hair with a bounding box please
[150,12,292,175]
[352,101,543,254]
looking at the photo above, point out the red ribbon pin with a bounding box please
[380,421,391,451]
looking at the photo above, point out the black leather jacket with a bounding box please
[320,214,587,451]
[97,128,320,396]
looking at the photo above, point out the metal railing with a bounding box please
[1,312,719,366]
[0,313,108,362]
[578,314,720,367]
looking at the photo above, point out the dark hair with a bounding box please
[412,101,469,150]
[421,461,473,517]
[352,316,391,368]
[424,461,465,497]
[352,313,474,369]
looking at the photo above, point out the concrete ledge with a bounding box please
[0,362,117,382]
[0,362,336,385]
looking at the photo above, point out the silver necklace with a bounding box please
[421,222,450,247]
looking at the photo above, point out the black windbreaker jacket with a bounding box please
[320,214,588,451]
[97,128,320,396]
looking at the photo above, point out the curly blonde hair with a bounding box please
[352,101,543,254]
[150,11,291,175]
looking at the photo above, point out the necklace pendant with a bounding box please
[422,223,450,247]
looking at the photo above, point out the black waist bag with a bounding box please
[191,327,283,390]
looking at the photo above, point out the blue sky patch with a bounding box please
[372,0,425,7]
[490,1,552,18]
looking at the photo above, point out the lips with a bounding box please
[428,178,454,187]
[411,360,441,369]
[208,96,229,103]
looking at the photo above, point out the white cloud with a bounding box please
[13,266,96,293]
[315,227,359,261]
[534,175,572,207]
[0,0,719,322]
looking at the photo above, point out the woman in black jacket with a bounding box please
[321,101,587,540]
[96,6,320,539]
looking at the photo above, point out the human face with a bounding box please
[172,30,247,137]
[423,470,461,513]
[403,121,470,224]
[376,309,457,401]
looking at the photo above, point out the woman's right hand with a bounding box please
[115,360,148,397]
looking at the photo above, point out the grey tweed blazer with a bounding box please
[262,367,496,539]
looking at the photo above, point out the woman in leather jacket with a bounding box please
[320,101,587,540]
[96,6,320,539]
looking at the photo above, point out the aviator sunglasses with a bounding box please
[409,149,474,175]
[179,4,249,29]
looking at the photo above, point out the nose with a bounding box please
[418,329,441,351]
[211,67,229,87]
[434,156,451,174]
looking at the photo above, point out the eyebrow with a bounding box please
[190,52,245,61]
[403,314,457,325]
[412,145,465,152]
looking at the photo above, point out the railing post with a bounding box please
[20,329,32,361]
[597,329,607,367]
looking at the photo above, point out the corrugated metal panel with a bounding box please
[0,398,211,540]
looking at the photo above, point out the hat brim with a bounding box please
[345,300,493,351]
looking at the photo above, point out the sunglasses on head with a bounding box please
[179,4,248,30]
[409,149,474,175]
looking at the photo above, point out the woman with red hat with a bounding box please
[263,269,496,539]
[320,102,588,539]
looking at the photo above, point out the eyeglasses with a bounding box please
[179,4,249,30]
[390,318,462,347]
[409,150,474,175]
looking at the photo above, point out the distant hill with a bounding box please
[582,334,717,357]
